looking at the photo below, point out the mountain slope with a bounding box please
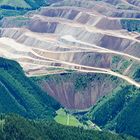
[33,73,123,109]
[0,0,61,19]
[0,114,137,140]
[0,0,140,139]
[0,57,60,119]
[85,85,140,139]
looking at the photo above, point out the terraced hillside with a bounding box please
[0,0,140,109]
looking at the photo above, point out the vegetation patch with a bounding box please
[133,68,140,82]
[55,108,82,127]
[121,19,140,33]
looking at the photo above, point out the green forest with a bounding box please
[0,0,51,19]
[0,114,137,140]
[86,85,140,139]
[0,57,60,119]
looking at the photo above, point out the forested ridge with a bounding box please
[0,57,60,119]
[0,0,52,19]
[0,114,137,140]
[86,85,140,139]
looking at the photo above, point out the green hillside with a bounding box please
[0,0,52,19]
[85,85,140,139]
[121,19,140,33]
[0,57,60,119]
[0,0,31,8]
[0,0,50,8]
[0,114,136,140]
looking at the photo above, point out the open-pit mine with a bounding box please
[0,0,140,109]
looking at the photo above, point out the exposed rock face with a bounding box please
[0,0,140,109]
[37,73,122,109]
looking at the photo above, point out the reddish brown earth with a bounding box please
[37,73,122,109]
